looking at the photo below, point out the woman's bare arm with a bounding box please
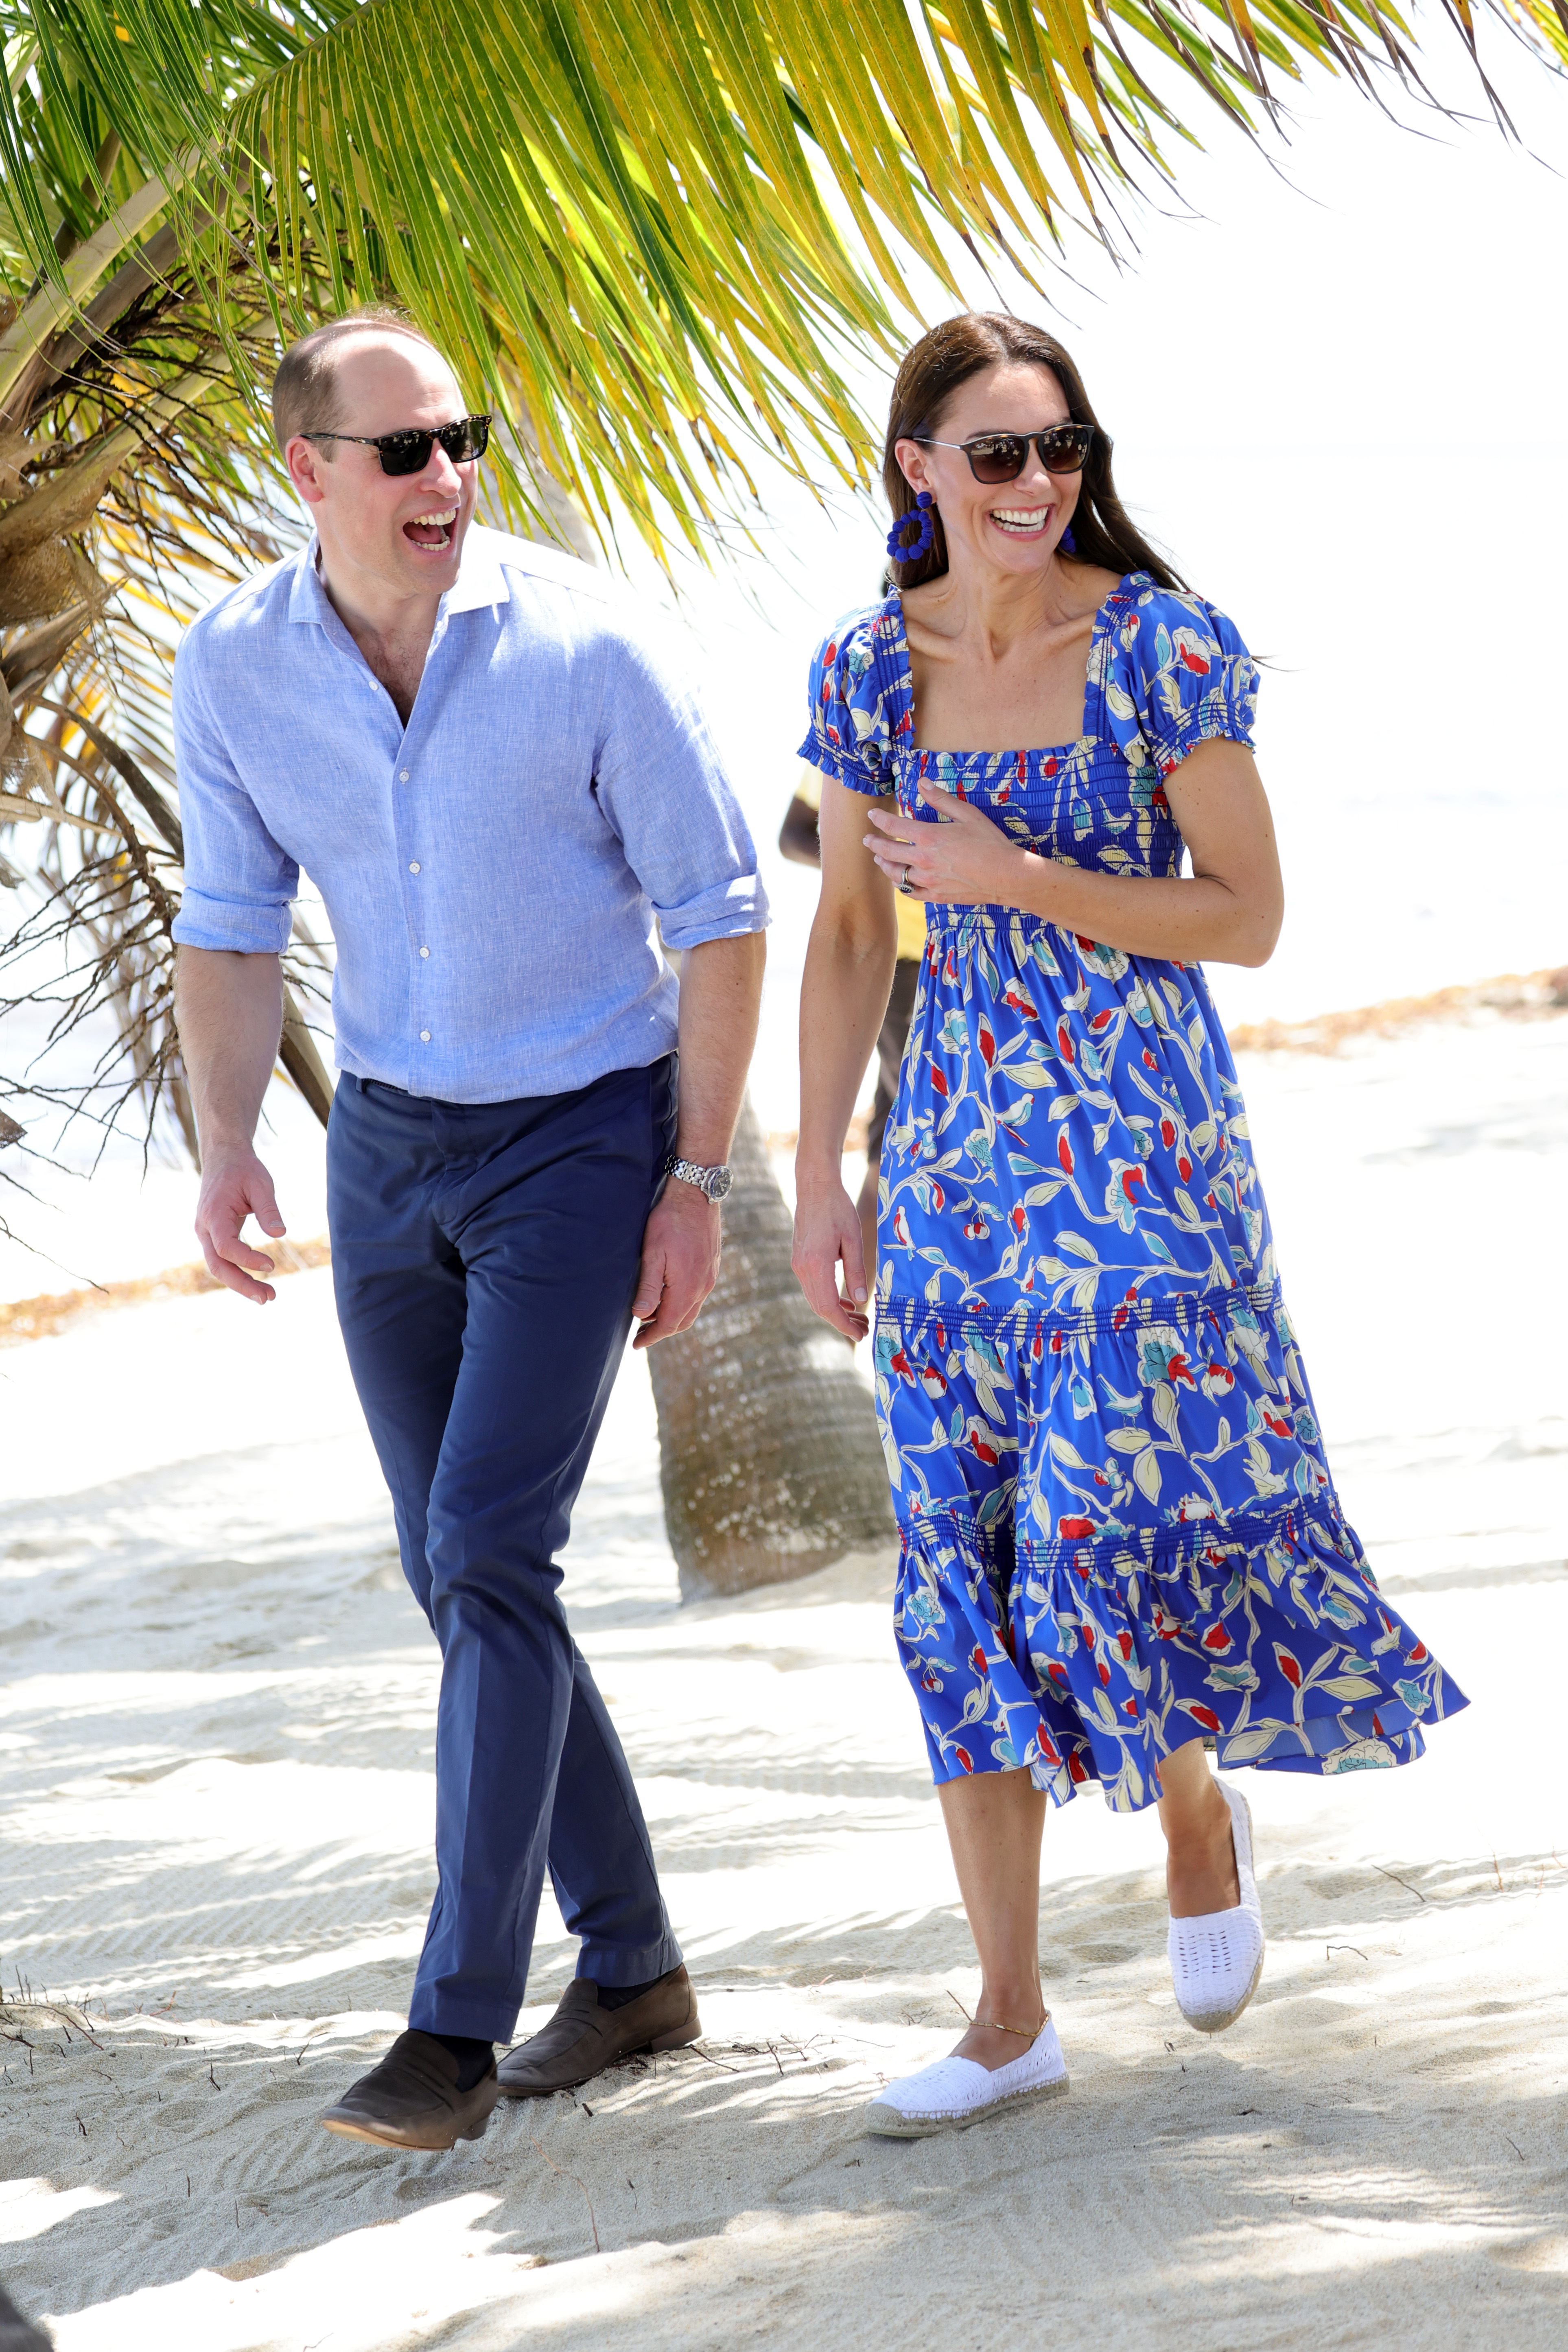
[793,778,900,1342]
[865,737,1284,968]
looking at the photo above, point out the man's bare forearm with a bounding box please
[175,946,284,1157]
[174,946,292,1302]
[629,931,764,1350]
[672,931,765,1163]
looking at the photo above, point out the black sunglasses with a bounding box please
[915,424,1095,483]
[303,413,491,476]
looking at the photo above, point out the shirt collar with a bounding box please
[442,524,512,615]
[286,536,333,627]
[286,523,514,629]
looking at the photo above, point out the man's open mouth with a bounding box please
[403,507,457,549]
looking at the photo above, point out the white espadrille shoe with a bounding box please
[864,2017,1070,2139]
[1168,1778,1266,2033]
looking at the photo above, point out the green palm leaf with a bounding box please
[2,0,1561,546]
[0,0,1561,1159]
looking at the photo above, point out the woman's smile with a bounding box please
[988,504,1052,538]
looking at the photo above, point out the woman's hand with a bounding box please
[864,774,1024,904]
[861,744,1283,967]
[791,1177,870,1344]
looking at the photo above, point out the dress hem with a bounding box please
[895,1493,1467,1813]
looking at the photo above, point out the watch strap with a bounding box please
[665,1152,732,1200]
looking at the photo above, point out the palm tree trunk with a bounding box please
[646,1096,894,1599]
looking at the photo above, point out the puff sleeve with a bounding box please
[1097,583,1259,780]
[798,608,894,797]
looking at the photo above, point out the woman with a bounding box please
[792,313,1465,2140]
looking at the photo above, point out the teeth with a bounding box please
[992,509,1048,528]
[409,508,457,525]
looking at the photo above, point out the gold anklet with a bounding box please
[983,2013,1048,2039]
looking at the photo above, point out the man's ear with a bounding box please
[286,434,330,507]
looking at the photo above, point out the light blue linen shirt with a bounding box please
[171,525,767,1102]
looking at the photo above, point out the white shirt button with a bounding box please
[409,861,421,873]
[419,946,430,958]
[399,769,411,781]
[419,1030,431,1042]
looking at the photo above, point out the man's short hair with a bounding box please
[271,307,444,457]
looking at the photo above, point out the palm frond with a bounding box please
[0,0,1560,1166]
[2,0,1559,553]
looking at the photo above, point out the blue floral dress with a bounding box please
[800,574,1466,1812]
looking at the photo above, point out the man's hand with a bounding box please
[632,931,763,1349]
[194,1146,289,1305]
[631,1178,722,1349]
[176,946,291,1304]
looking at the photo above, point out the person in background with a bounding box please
[780,766,925,1281]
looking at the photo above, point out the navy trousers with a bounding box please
[326,1057,682,2042]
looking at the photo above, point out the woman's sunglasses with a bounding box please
[915,423,1094,483]
[303,413,492,476]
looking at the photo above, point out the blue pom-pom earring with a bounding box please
[1059,524,1076,555]
[886,491,936,566]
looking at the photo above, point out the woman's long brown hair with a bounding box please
[882,313,1184,593]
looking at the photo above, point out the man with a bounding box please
[173,308,766,2152]
[779,768,923,1279]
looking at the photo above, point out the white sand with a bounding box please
[2,1014,1566,2348]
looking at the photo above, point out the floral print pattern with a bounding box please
[801,574,1466,1811]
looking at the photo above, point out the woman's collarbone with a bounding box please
[905,621,1094,752]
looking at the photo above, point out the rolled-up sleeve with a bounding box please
[171,633,298,954]
[592,627,768,951]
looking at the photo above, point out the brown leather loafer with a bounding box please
[496,1965,700,2098]
[319,2030,499,2151]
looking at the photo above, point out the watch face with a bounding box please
[706,1166,734,1202]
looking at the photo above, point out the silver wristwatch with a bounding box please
[665,1152,733,1203]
